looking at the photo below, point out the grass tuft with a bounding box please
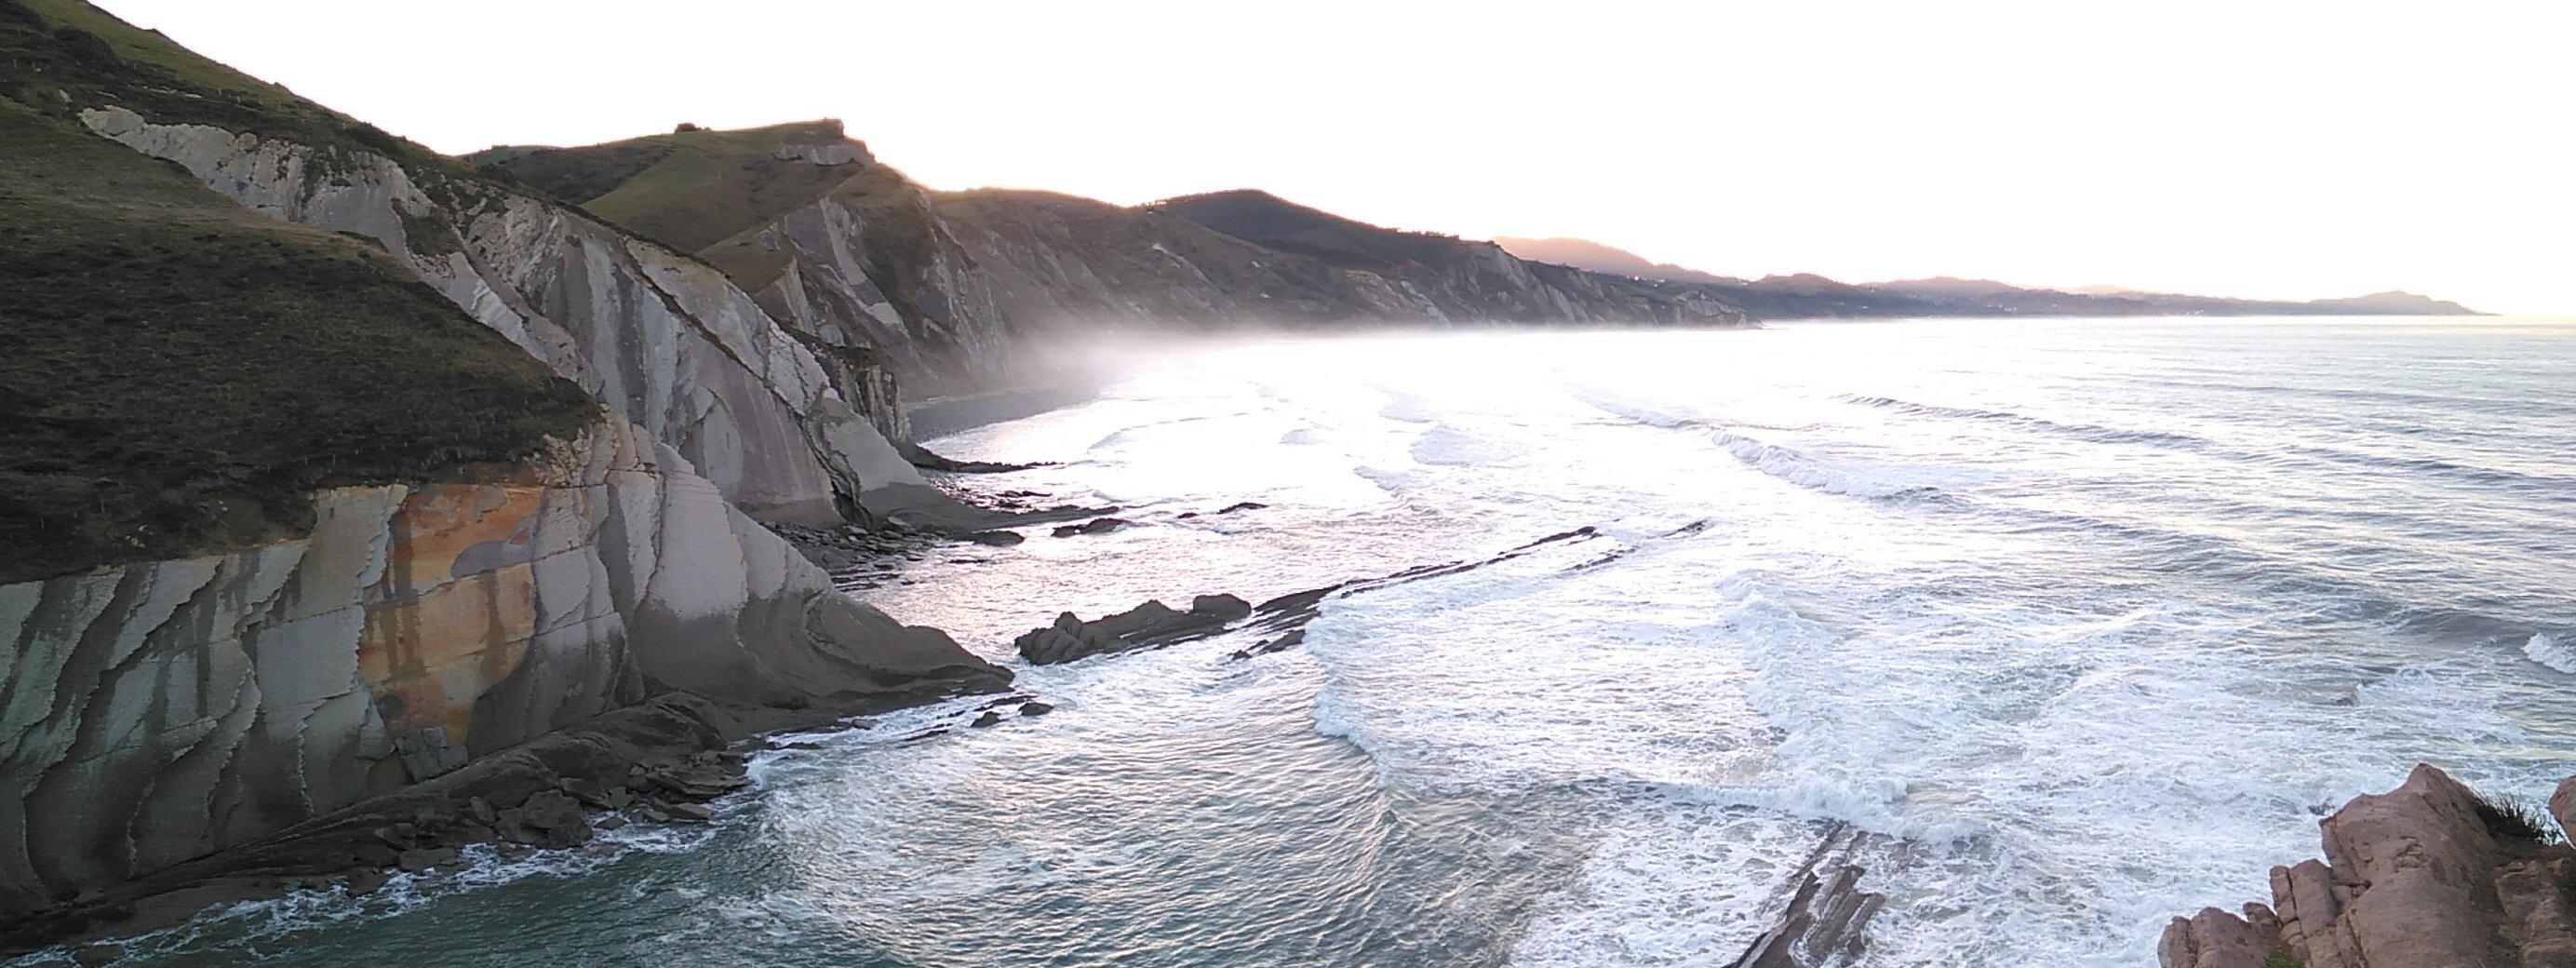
[2471,787,2567,847]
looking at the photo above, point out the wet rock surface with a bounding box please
[2159,762,2576,968]
[0,691,955,956]
[1724,822,1885,968]
[1051,517,1131,538]
[1015,596,1254,665]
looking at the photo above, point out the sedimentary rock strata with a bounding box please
[0,417,1007,927]
[78,106,925,525]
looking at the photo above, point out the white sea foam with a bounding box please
[1409,424,1520,466]
[109,324,2576,968]
[2526,632,2576,673]
[1711,429,1925,500]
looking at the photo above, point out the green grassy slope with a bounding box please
[0,19,597,585]
[490,120,862,252]
[3,0,463,170]
[1148,190,1467,271]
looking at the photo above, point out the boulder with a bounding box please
[498,790,592,849]
[2159,763,2576,968]
[1050,517,1130,538]
[395,847,457,874]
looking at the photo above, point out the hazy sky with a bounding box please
[93,1,2572,314]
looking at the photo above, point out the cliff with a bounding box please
[2161,763,2576,967]
[0,419,1003,921]
[484,129,1756,394]
[0,0,1007,938]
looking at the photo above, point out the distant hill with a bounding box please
[1492,235,1740,285]
[1497,235,2484,318]
[2303,290,2481,315]
[1149,190,1465,271]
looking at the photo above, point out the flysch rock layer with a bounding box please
[0,415,1008,921]
[741,182,1756,394]
[2160,763,2576,968]
[76,106,926,527]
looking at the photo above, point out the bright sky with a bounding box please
[94,1,2574,314]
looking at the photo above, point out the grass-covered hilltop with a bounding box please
[0,0,595,585]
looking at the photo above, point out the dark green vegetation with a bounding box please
[483,122,950,328]
[2471,787,2567,846]
[0,95,597,585]
[1149,190,1469,271]
[477,120,863,252]
[0,0,460,172]
[2265,951,2303,968]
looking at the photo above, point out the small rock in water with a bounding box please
[396,847,458,873]
[1051,517,1130,537]
[70,944,122,967]
[345,868,392,897]
[596,815,628,831]
[1019,701,1055,717]
[968,530,1026,546]
[971,710,1004,728]
[664,801,715,822]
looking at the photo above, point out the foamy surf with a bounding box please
[89,321,2576,967]
[2525,632,2576,673]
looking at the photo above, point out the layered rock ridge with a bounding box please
[0,415,1007,928]
[77,104,926,526]
[483,128,1757,396]
[2160,763,2576,968]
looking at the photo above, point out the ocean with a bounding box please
[59,317,2576,967]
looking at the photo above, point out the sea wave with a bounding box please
[2525,632,2576,674]
[1711,430,1939,500]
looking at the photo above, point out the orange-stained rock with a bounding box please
[361,562,539,741]
[380,484,545,602]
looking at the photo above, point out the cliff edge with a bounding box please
[0,0,1008,944]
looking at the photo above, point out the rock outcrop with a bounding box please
[1726,823,1885,968]
[77,106,928,526]
[2159,763,2576,968]
[1014,596,1254,666]
[0,416,1008,925]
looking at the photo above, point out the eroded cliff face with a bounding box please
[733,180,1756,393]
[491,127,1753,395]
[0,416,1003,916]
[77,106,923,525]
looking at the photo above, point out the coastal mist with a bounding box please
[80,318,2576,967]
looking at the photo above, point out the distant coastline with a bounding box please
[1495,235,2484,320]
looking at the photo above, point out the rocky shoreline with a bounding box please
[2,685,988,961]
[2162,763,2576,968]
